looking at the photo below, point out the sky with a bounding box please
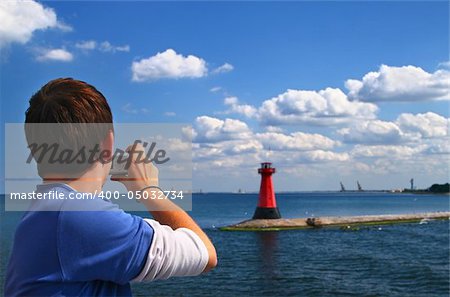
[0,1,449,192]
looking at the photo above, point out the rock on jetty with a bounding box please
[220,212,450,231]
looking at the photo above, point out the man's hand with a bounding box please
[111,143,158,192]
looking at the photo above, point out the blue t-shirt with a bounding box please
[5,184,154,297]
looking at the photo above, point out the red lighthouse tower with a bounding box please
[253,162,281,219]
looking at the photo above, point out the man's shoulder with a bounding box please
[36,183,120,212]
[32,183,153,254]
[58,197,149,238]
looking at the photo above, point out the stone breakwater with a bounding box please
[220,212,450,231]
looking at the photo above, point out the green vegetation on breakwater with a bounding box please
[403,183,449,194]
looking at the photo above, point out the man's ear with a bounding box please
[100,129,114,162]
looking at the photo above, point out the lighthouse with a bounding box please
[253,162,281,219]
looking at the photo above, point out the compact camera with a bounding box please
[109,153,129,176]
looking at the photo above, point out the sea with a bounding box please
[1,192,449,297]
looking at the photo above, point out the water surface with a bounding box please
[1,192,449,296]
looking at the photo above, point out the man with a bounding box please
[5,78,217,296]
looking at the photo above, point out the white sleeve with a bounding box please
[132,219,209,282]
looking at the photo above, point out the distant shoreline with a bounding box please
[0,190,448,196]
[192,190,449,195]
[194,182,450,195]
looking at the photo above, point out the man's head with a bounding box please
[25,78,114,181]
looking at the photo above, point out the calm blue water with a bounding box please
[1,192,449,296]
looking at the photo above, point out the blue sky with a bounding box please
[1,1,449,192]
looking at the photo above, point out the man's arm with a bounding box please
[112,144,217,274]
[140,196,218,272]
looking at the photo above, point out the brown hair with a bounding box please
[25,78,113,124]
[25,78,114,177]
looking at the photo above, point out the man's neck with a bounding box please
[43,165,106,193]
[66,178,103,193]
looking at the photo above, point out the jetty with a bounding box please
[223,163,450,231]
[220,212,450,231]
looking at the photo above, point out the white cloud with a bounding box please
[54,21,72,32]
[164,111,176,117]
[210,86,222,93]
[396,112,449,138]
[0,0,70,48]
[189,115,346,169]
[203,139,263,156]
[438,61,450,69]
[424,139,450,155]
[99,41,130,53]
[192,116,252,143]
[192,140,262,167]
[265,126,283,133]
[212,63,234,74]
[258,88,378,125]
[351,145,421,159]
[192,138,347,168]
[192,116,338,152]
[131,49,207,82]
[188,114,449,191]
[75,40,130,53]
[36,48,73,62]
[347,142,449,180]
[338,112,449,145]
[346,65,450,102]
[121,103,149,114]
[223,97,237,105]
[165,138,192,153]
[181,126,196,142]
[301,150,350,163]
[256,131,338,151]
[75,40,97,50]
[338,120,403,144]
[223,96,257,118]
